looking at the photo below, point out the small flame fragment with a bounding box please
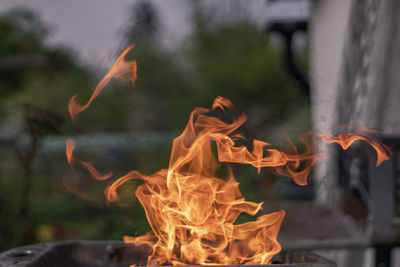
[68,45,137,123]
[66,139,113,181]
[62,178,96,203]
[320,131,390,167]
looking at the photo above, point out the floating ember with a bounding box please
[65,46,390,266]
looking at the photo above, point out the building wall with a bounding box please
[310,0,352,205]
[372,0,400,134]
[311,0,400,244]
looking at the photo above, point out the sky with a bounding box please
[0,0,309,67]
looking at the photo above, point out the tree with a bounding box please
[123,1,159,44]
[187,3,310,135]
[0,6,95,126]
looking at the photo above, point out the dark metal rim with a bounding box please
[0,240,336,267]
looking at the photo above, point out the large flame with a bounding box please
[105,97,287,265]
[66,46,391,265]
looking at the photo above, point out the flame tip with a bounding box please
[68,45,137,121]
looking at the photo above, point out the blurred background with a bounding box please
[0,0,399,266]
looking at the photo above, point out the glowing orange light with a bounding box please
[320,131,390,167]
[66,139,112,181]
[68,45,137,123]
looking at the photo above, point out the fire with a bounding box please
[103,97,287,265]
[66,139,112,181]
[68,45,137,123]
[319,130,390,167]
[66,46,391,265]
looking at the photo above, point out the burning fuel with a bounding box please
[66,46,390,265]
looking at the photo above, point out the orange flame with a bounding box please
[320,131,390,167]
[68,45,137,122]
[62,178,96,203]
[100,97,390,265]
[66,46,391,266]
[102,97,291,265]
[66,139,112,181]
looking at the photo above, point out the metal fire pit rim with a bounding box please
[0,240,336,267]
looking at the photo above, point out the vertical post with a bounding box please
[309,0,352,205]
[375,244,393,267]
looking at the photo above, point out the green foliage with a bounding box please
[188,14,309,129]
[0,6,94,128]
[0,176,20,250]
[0,7,49,55]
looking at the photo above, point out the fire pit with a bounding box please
[0,241,336,267]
